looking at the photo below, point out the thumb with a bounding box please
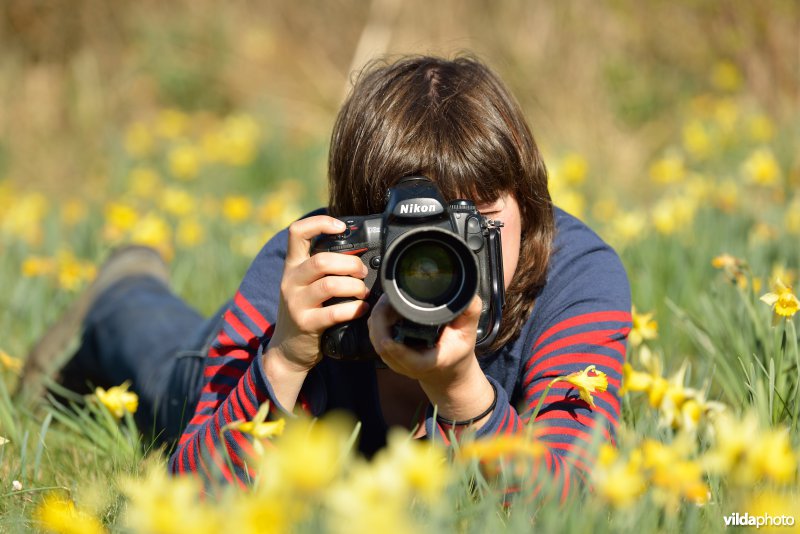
[448,294,483,332]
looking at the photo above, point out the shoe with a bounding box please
[14,245,169,405]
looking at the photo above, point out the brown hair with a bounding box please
[328,54,554,351]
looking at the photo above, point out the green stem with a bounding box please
[788,319,800,431]
[1,486,72,499]
[527,377,562,426]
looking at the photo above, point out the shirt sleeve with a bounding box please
[424,209,632,501]
[169,227,301,486]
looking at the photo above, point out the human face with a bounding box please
[476,193,521,291]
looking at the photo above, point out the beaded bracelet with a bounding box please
[436,381,498,427]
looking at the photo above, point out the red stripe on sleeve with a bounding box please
[527,329,627,372]
[532,311,631,351]
[233,291,271,333]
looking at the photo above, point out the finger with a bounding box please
[366,295,398,343]
[304,276,369,307]
[368,297,434,372]
[302,299,371,332]
[285,216,346,267]
[293,252,368,286]
[448,294,483,332]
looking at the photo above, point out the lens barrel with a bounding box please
[381,227,478,325]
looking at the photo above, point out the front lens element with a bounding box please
[395,241,460,306]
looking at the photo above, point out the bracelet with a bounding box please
[436,381,498,427]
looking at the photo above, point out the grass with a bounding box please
[1,2,800,532]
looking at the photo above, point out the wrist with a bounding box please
[261,346,310,413]
[419,360,495,424]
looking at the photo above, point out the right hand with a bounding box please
[266,215,370,373]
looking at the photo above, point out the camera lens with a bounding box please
[382,227,479,326]
[395,241,460,306]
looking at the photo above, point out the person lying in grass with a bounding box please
[19,54,631,495]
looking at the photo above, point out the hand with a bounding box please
[367,294,495,423]
[266,215,370,374]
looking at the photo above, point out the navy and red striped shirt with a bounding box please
[170,207,631,496]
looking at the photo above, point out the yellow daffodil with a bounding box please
[259,415,355,494]
[94,382,139,419]
[714,98,739,133]
[760,279,800,322]
[748,113,775,142]
[33,494,106,534]
[560,152,588,185]
[711,252,742,271]
[682,119,712,160]
[651,196,697,235]
[376,429,452,504]
[561,364,608,408]
[176,219,206,248]
[607,210,647,248]
[550,188,585,220]
[156,108,189,139]
[124,467,222,534]
[714,178,740,212]
[458,434,545,464]
[743,147,781,186]
[623,346,667,407]
[701,412,796,486]
[222,195,253,223]
[55,250,97,292]
[160,187,195,217]
[130,213,172,255]
[649,154,685,184]
[749,429,798,484]
[22,256,57,278]
[0,349,23,374]
[592,445,646,509]
[235,417,285,440]
[2,192,47,245]
[218,114,261,166]
[326,459,418,534]
[620,362,653,397]
[640,437,709,508]
[629,305,658,347]
[745,491,800,526]
[61,199,88,227]
[228,492,296,534]
[711,60,742,92]
[223,401,285,456]
[128,167,161,199]
[168,143,201,180]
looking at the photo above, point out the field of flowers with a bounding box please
[1,3,800,533]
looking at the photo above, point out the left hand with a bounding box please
[367,294,495,422]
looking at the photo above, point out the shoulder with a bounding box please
[520,207,631,342]
[549,207,629,302]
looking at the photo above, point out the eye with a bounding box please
[477,201,503,217]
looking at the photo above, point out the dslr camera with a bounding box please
[312,175,505,360]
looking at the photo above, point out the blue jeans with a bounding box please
[65,275,225,449]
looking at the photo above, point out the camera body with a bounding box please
[311,176,505,360]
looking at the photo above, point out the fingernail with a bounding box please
[334,220,346,231]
